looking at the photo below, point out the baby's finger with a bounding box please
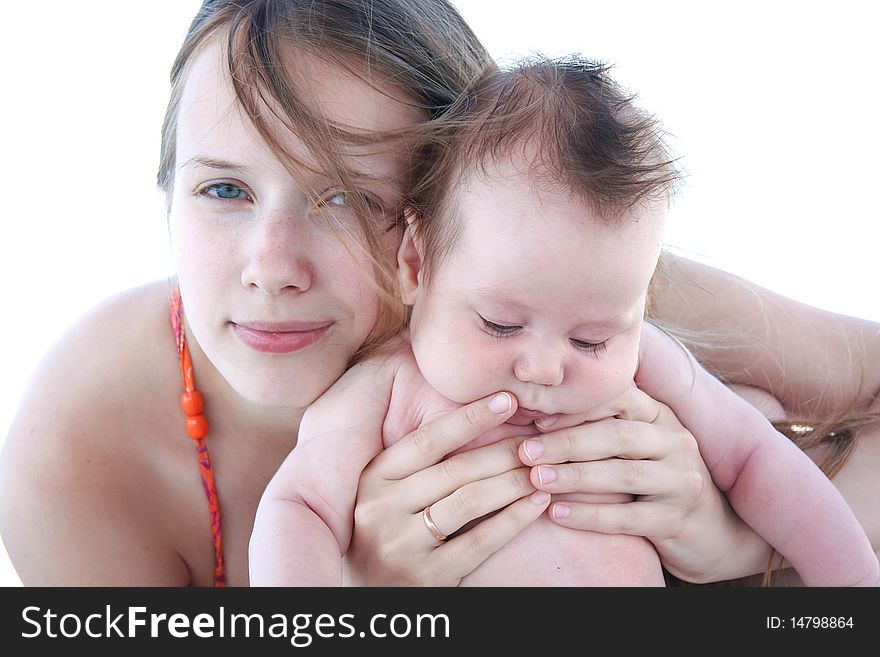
[371,392,517,480]
[607,386,664,424]
[421,467,535,539]
[435,491,551,579]
[548,500,674,538]
[519,417,667,466]
[529,459,678,497]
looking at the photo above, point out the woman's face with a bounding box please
[169,40,420,407]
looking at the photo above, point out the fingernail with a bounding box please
[522,438,543,462]
[530,491,550,505]
[489,392,512,414]
[551,503,571,520]
[536,465,556,486]
[535,414,559,429]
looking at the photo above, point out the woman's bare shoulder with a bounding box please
[67,278,177,357]
[11,279,178,432]
[0,279,190,584]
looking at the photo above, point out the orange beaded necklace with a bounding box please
[170,287,226,587]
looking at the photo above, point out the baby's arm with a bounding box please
[249,355,399,586]
[636,322,879,586]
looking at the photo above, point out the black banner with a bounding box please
[0,587,875,653]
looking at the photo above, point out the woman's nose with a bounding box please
[513,342,565,386]
[240,210,314,295]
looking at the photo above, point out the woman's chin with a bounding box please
[231,374,336,409]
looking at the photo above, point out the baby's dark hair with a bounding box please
[408,55,680,283]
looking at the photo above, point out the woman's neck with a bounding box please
[185,326,305,453]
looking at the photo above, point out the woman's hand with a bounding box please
[346,392,551,586]
[519,392,763,583]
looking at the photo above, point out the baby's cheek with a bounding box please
[413,339,505,405]
[565,356,638,417]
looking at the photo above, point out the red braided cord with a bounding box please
[170,287,226,587]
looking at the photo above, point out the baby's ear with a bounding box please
[396,210,423,305]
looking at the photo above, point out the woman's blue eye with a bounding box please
[203,183,249,200]
[571,338,607,357]
[326,192,350,206]
[322,190,384,213]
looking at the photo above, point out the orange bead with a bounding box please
[185,414,209,440]
[180,390,204,416]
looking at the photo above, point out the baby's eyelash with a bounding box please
[570,338,607,357]
[480,314,608,357]
[480,317,521,338]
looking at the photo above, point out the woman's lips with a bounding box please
[232,321,332,354]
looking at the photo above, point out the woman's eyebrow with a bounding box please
[343,160,403,184]
[178,156,250,172]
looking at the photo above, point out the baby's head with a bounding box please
[400,57,678,424]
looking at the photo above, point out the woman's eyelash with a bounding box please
[198,182,251,201]
[321,190,384,213]
[570,338,607,356]
[193,185,385,214]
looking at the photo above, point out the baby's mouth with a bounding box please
[509,406,555,426]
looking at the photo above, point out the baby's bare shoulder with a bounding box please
[344,334,418,385]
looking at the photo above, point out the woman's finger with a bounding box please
[404,437,526,511]
[423,467,535,539]
[433,491,551,580]
[370,392,517,480]
[520,416,669,466]
[529,459,681,497]
[548,500,678,538]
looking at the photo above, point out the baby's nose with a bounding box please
[513,348,564,386]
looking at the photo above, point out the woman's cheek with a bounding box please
[170,204,238,279]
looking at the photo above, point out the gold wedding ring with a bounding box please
[422,505,447,541]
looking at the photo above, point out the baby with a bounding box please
[251,58,878,586]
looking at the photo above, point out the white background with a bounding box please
[1,1,877,586]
